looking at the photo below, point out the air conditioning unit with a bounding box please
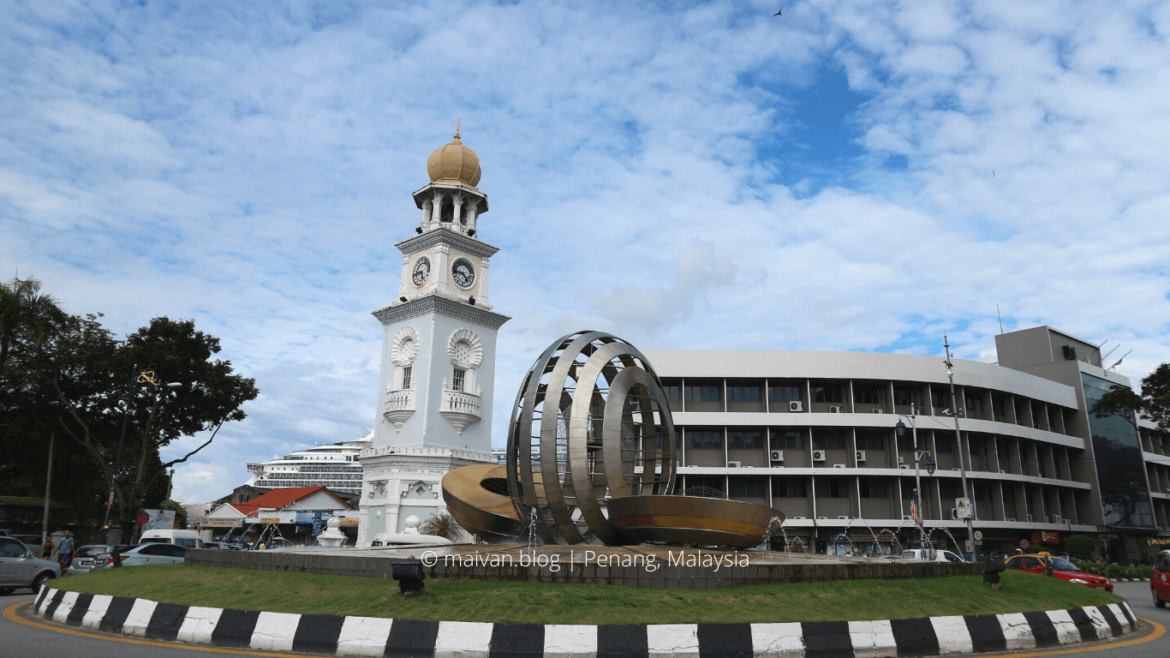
[813,450,826,462]
[899,465,910,470]
[837,515,850,520]
[950,508,960,519]
[1043,516,1050,524]
[952,468,960,472]
[727,461,741,468]
[833,463,846,469]
[872,409,883,414]
[1026,514,1034,523]
[789,401,803,412]
[829,406,841,413]
[902,515,913,521]
[817,516,828,520]
[855,450,867,463]
[898,456,905,464]
[1053,515,1063,524]
[770,450,784,462]
[1006,517,1016,522]
[792,516,806,520]
[999,470,1006,474]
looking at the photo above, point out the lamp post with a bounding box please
[944,335,977,557]
[100,365,181,544]
[896,404,937,557]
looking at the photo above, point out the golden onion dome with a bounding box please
[426,120,481,188]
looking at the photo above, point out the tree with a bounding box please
[17,312,258,535]
[0,276,65,370]
[1091,363,1170,435]
[420,513,466,542]
[1064,534,1094,561]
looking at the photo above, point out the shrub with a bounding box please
[1064,534,1094,561]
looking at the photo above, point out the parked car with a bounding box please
[1153,550,1170,608]
[93,543,187,569]
[902,548,966,563]
[66,545,129,576]
[12,534,43,547]
[0,536,60,594]
[139,529,204,548]
[1005,553,1113,593]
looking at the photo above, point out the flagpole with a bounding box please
[910,402,930,558]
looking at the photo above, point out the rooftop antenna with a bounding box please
[1109,350,1132,371]
[996,306,1004,334]
[1101,344,1121,365]
[1094,339,1110,367]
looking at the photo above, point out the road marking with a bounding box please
[3,601,292,657]
[5,600,1166,658]
[990,617,1164,657]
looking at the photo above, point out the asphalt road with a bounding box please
[2,581,1168,657]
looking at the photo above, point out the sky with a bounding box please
[3,0,1169,504]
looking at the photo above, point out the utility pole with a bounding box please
[944,335,977,555]
[41,433,54,544]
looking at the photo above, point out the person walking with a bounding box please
[40,538,54,559]
[57,531,75,574]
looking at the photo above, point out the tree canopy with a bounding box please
[1091,363,1170,437]
[1,276,258,536]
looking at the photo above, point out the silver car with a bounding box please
[93,542,187,569]
[66,544,124,576]
[0,536,60,594]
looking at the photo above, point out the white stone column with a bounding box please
[397,255,410,300]
[477,256,491,306]
[452,192,464,229]
[421,199,432,227]
[430,190,444,230]
[435,244,450,291]
[466,200,480,234]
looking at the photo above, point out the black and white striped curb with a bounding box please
[1114,578,1151,582]
[32,587,1137,657]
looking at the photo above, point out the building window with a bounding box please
[772,477,807,498]
[663,384,680,402]
[860,479,888,498]
[855,384,886,405]
[812,384,843,404]
[939,480,957,500]
[965,391,984,415]
[771,430,803,450]
[858,431,885,451]
[816,477,848,498]
[687,430,722,450]
[893,386,921,408]
[931,387,952,409]
[768,385,802,403]
[685,385,721,403]
[728,429,764,450]
[452,368,466,392]
[402,366,412,390]
[727,385,761,403]
[936,436,953,453]
[812,429,847,451]
[729,477,766,498]
[686,476,724,493]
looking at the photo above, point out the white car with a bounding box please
[0,536,60,594]
[902,548,966,563]
[93,543,187,569]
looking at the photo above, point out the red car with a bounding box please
[1154,550,1170,608]
[1005,553,1113,593]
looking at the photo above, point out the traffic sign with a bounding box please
[1020,539,1030,549]
[974,530,983,541]
[136,511,150,525]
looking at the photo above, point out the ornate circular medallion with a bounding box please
[452,258,475,288]
[412,257,431,286]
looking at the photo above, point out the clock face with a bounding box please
[452,258,475,288]
[412,258,430,286]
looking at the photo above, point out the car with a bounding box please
[66,545,129,576]
[1153,550,1170,608]
[902,548,966,563]
[139,529,204,548]
[92,543,187,569]
[0,536,61,594]
[12,534,43,547]
[1005,553,1113,593]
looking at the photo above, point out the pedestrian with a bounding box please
[40,538,54,559]
[57,531,75,574]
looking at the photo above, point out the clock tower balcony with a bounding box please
[383,388,416,433]
[440,386,481,436]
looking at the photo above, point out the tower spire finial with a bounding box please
[454,118,461,140]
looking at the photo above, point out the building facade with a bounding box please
[356,127,508,545]
[646,326,1170,561]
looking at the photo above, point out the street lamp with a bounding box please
[897,404,936,556]
[943,335,977,557]
[100,366,182,543]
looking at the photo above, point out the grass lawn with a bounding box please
[54,565,1124,625]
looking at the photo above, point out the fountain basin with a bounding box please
[607,496,782,549]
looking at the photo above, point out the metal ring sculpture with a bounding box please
[506,331,676,545]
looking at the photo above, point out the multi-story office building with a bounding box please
[646,325,1169,561]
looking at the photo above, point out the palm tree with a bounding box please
[0,275,65,369]
[420,512,466,542]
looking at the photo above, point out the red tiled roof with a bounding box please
[224,486,352,517]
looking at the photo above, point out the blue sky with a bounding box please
[3,0,1168,503]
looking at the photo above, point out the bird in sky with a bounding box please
[774,9,782,16]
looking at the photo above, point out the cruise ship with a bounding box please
[245,432,372,496]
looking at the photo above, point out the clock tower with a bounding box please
[357,124,509,545]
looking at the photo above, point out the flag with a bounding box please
[910,490,921,526]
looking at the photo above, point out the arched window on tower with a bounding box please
[440,196,454,222]
[447,329,483,395]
